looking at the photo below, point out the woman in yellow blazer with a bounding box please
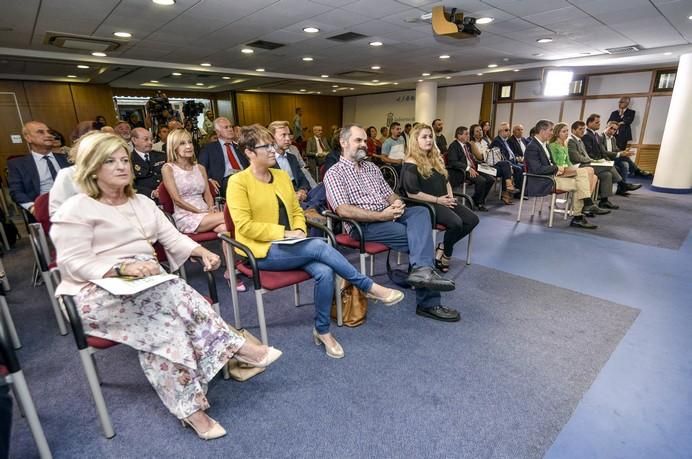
[227,124,403,359]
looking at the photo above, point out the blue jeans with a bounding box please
[352,206,442,308]
[256,238,373,334]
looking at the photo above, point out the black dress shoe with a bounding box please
[406,266,455,292]
[582,210,595,218]
[637,170,653,177]
[615,190,630,197]
[416,305,461,322]
[476,204,488,212]
[583,205,611,215]
[599,200,619,210]
[570,217,598,229]
[625,183,642,191]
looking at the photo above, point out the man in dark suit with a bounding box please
[490,122,524,196]
[569,119,621,210]
[524,120,597,229]
[507,124,529,160]
[608,96,635,150]
[131,127,166,200]
[8,121,70,218]
[198,117,249,197]
[600,121,642,196]
[446,125,493,211]
[305,125,330,179]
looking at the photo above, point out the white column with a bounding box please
[415,81,438,126]
[652,53,692,193]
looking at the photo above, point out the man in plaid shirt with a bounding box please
[324,124,459,322]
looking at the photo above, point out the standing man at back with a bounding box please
[198,117,249,197]
[432,119,447,155]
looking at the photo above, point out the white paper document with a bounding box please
[590,160,615,167]
[271,237,317,246]
[477,163,498,176]
[91,274,177,295]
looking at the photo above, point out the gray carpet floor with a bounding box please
[477,178,692,249]
[5,238,639,458]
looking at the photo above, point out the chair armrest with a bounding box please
[61,294,89,350]
[523,172,556,184]
[453,192,475,210]
[218,233,261,290]
[189,255,218,304]
[400,196,436,228]
[322,210,366,253]
[306,220,336,246]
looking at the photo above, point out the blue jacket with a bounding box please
[524,138,558,196]
[8,153,70,205]
[198,141,250,187]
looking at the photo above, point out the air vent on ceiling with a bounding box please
[327,32,368,42]
[44,32,120,52]
[246,40,285,50]
[604,45,641,54]
[336,70,378,78]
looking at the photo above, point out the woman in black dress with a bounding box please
[401,124,479,272]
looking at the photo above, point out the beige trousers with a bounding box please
[555,168,591,216]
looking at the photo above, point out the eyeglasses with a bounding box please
[254,143,278,152]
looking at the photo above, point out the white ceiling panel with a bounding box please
[477,0,572,17]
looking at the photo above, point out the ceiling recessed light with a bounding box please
[369,41,383,47]
[476,17,494,24]
[393,82,398,85]
[77,65,90,69]
[488,64,498,68]
[418,79,423,82]
[195,82,204,86]
[332,84,339,88]
[439,55,450,59]
[689,15,692,20]
[503,58,509,62]
[513,69,520,72]
[299,89,307,92]
[321,74,329,78]
[91,52,106,57]
[664,52,673,56]
[371,65,381,70]
[302,56,314,61]
[113,31,132,38]
[172,72,182,76]
[303,26,320,33]
[241,48,254,54]
[67,75,77,78]
[222,76,231,80]
[200,62,211,67]
[332,90,337,93]
[152,0,175,5]
[536,38,553,43]
[421,72,430,76]
[372,79,379,82]
[476,73,483,76]
[445,76,451,79]
[150,80,159,83]
[256,68,265,72]
[349,87,354,90]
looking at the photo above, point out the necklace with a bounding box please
[108,198,157,259]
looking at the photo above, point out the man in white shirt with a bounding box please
[152,125,170,152]
[381,122,406,172]
[8,121,70,217]
[601,121,642,196]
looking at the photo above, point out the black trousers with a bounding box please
[434,202,479,257]
[0,382,11,459]
[468,172,495,205]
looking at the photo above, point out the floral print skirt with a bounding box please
[76,277,245,418]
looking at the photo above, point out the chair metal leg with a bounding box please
[465,232,473,266]
[517,177,527,222]
[335,276,343,327]
[548,193,557,228]
[0,224,9,252]
[369,254,374,276]
[8,371,53,458]
[293,284,299,307]
[0,294,20,349]
[255,290,268,345]
[396,252,401,265]
[359,253,366,275]
[222,242,242,330]
[79,349,115,438]
[0,259,10,291]
[41,271,68,336]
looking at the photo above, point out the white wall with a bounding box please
[587,72,651,95]
[643,95,672,144]
[342,84,483,142]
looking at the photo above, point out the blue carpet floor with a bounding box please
[4,183,691,458]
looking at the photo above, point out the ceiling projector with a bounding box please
[431,6,481,39]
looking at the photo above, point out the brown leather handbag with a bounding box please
[330,280,368,327]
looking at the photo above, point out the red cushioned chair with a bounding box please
[156,182,219,244]
[54,253,223,439]
[516,164,572,228]
[0,331,52,458]
[219,204,341,345]
[28,193,68,335]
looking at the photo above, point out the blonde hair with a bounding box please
[405,124,447,179]
[267,120,290,135]
[166,129,196,163]
[74,133,135,199]
[550,122,569,146]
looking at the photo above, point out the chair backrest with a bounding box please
[33,193,51,235]
[157,182,174,214]
[222,203,236,238]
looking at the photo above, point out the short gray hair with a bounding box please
[339,123,364,145]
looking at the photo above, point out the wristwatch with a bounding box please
[114,263,123,277]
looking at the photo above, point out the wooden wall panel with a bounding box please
[635,145,660,173]
[236,93,271,126]
[23,82,78,147]
[269,94,296,125]
[479,82,493,123]
[70,84,117,125]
